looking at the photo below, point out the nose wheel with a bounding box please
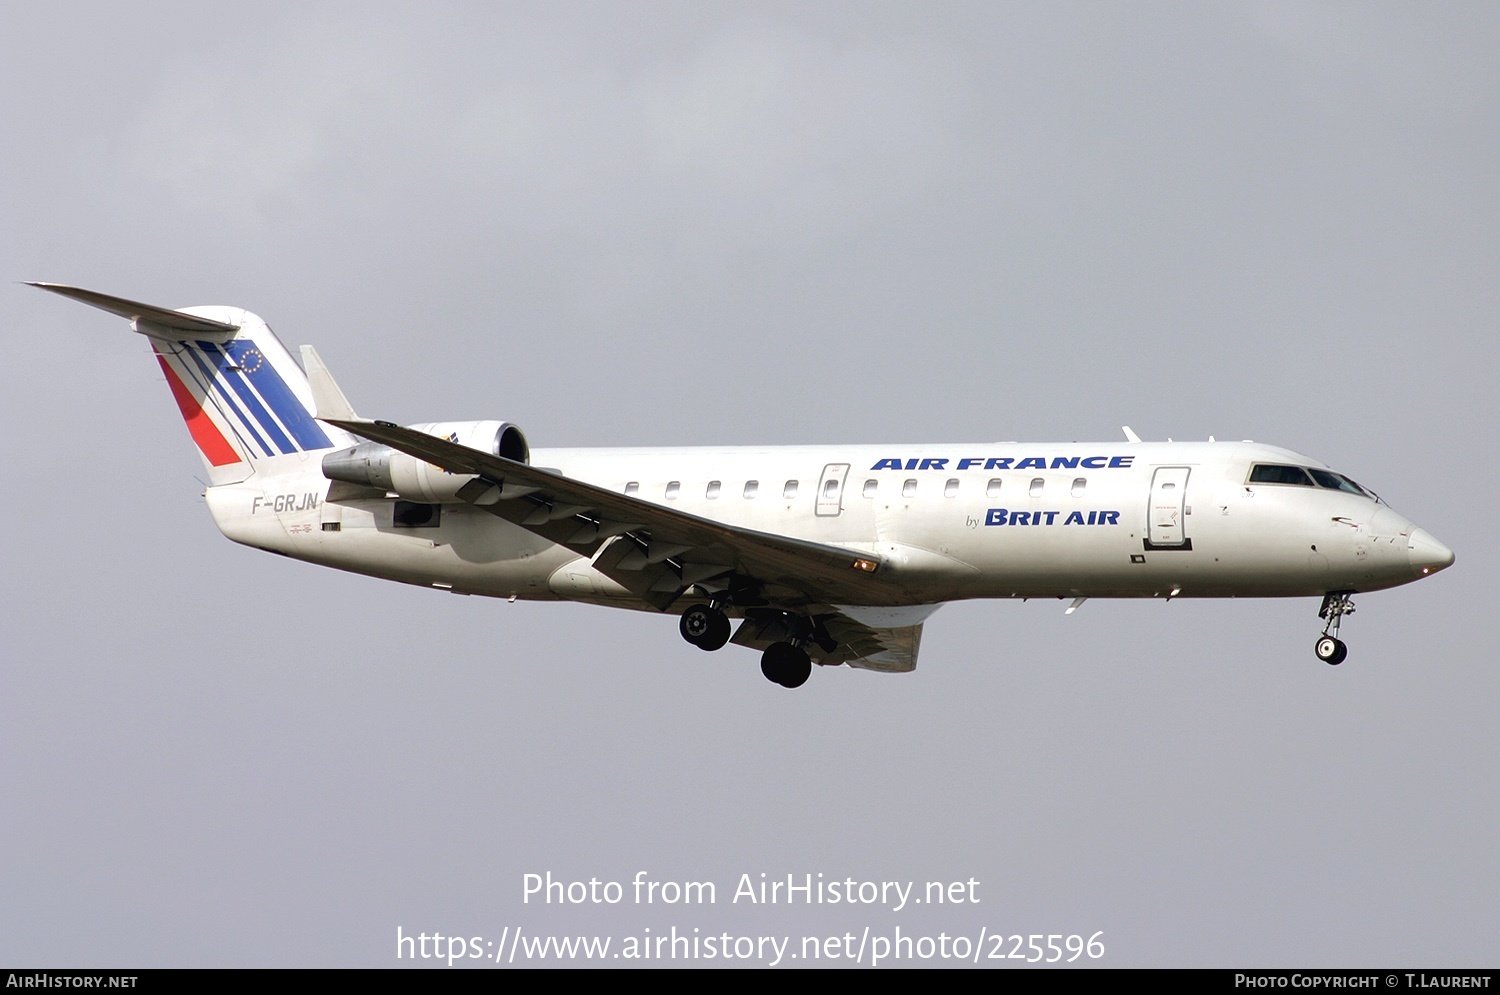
[1315,592,1355,666]
[1315,635,1348,666]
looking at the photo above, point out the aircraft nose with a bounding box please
[1408,528,1455,577]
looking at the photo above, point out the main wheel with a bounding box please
[780,647,811,688]
[1315,636,1347,666]
[760,642,812,688]
[701,609,730,650]
[679,604,729,651]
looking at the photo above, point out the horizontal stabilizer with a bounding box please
[25,282,241,334]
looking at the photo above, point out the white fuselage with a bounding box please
[203,440,1442,611]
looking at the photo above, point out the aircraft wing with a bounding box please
[325,419,906,613]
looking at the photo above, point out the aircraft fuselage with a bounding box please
[207,440,1444,607]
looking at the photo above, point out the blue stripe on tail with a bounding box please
[195,341,297,455]
[224,340,331,450]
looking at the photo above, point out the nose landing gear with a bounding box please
[1315,591,1355,665]
[1315,634,1347,665]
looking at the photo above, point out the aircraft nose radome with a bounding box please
[1408,528,1455,576]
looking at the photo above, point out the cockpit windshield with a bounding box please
[1308,468,1369,497]
[1249,464,1381,502]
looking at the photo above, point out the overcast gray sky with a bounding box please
[2,1,1496,968]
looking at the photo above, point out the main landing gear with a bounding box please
[677,602,817,688]
[1315,591,1355,666]
[679,603,731,651]
[760,642,812,689]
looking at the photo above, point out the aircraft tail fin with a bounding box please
[29,282,356,482]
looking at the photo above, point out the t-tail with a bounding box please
[28,283,355,484]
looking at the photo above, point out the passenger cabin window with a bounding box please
[706,480,721,499]
[743,480,758,499]
[902,479,918,498]
[1071,477,1087,497]
[862,479,877,498]
[1249,464,1313,486]
[783,480,798,499]
[944,478,959,498]
[986,478,1002,498]
[624,481,639,496]
[1029,477,1045,497]
[823,479,840,498]
[665,481,680,499]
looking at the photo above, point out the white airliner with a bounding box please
[35,283,1455,687]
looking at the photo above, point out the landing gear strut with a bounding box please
[679,603,731,651]
[681,601,823,688]
[1315,591,1355,666]
[760,642,812,688]
[756,613,834,688]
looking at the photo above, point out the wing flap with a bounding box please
[731,610,924,673]
[822,614,923,673]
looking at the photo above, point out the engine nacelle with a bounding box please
[322,420,529,503]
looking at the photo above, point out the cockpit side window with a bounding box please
[1248,464,1313,486]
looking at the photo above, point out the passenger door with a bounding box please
[816,463,850,517]
[1147,466,1191,548]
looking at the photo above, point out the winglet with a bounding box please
[25,281,241,334]
[300,345,359,421]
[1122,425,1141,443]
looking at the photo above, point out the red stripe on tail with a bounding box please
[156,355,241,466]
